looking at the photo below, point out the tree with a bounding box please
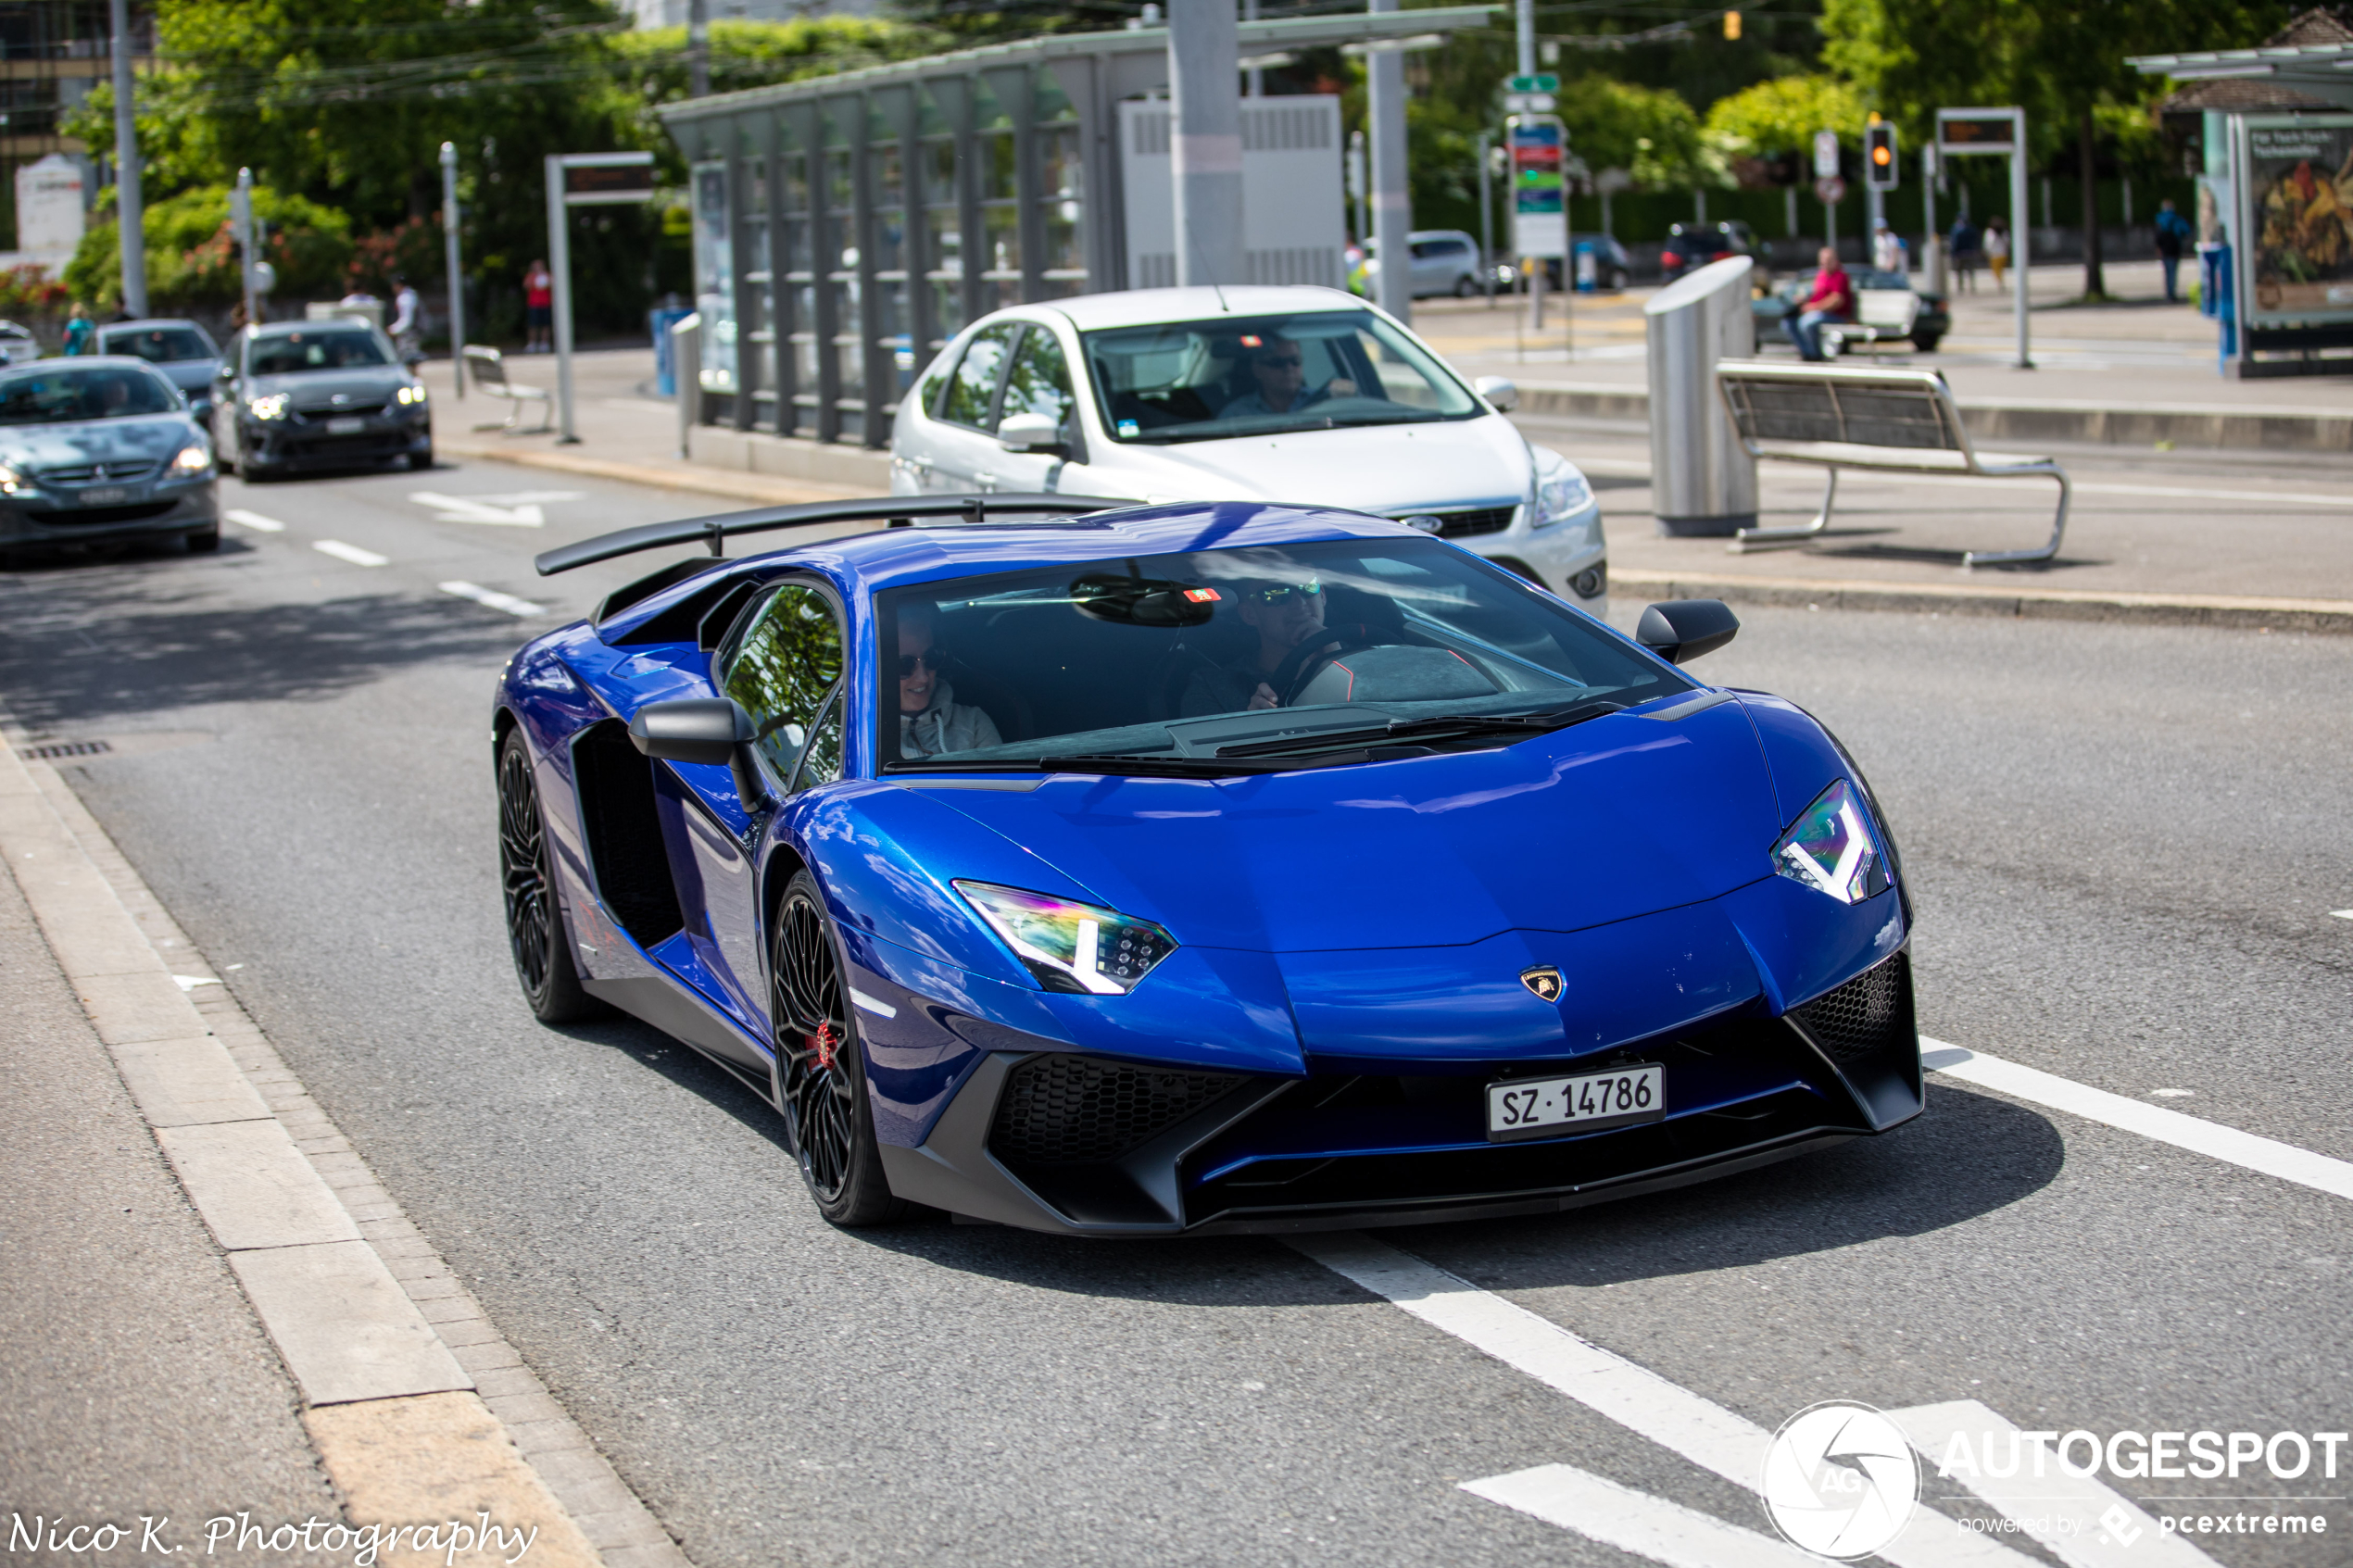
[1705,74,1868,185]
[1822,0,2280,297]
[65,184,353,313]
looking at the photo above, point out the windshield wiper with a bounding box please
[1215,699,1622,760]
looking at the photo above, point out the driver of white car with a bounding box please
[1215,336,1358,420]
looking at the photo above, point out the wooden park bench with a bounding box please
[1714,360,2070,567]
[461,344,552,433]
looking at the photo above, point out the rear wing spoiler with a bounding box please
[532,492,1122,577]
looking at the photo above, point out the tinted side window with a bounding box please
[999,327,1075,431]
[938,323,1019,430]
[720,585,843,782]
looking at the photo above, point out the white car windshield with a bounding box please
[1081,310,1481,445]
[877,537,1688,775]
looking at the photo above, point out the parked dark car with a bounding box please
[211,320,432,480]
[1753,267,1950,353]
[96,319,224,431]
[0,358,220,564]
[1659,221,1759,282]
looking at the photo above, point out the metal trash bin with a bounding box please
[1645,256,1758,536]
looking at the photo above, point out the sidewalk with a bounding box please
[415,338,2352,632]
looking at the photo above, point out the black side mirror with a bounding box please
[629,697,770,810]
[1636,599,1740,664]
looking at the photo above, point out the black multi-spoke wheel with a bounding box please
[497,729,604,1023]
[772,872,906,1226]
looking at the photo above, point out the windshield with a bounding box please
[0,366,180,424]
[876,538,1691,774]
[247,331,388,375]
[1080,310,1481,445]
[98,326,215,363]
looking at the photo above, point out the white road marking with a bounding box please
[1291,1233,2038,1568]
[1923,1040,2353,1202]
[224,508,287,533]
[2151,1088,2195,1098]
[171,974,220,991]
[1465,1464,1821,1568]
[437,581,547,618]
[2332,909,2353,921]
[409,490,573,527]
[848,987,898,1018]
[312,540,388,567]
[1891,1401,2223,1568]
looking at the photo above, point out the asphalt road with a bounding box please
[2,458,2347,1568]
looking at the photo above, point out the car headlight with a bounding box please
[0,462,25,495]
[396,383,428,407]
[1771,778,1893,905]
[248,394,288,420]
[1531,459,1595,528]
[170,444,211,475]
[953,881,1177,996]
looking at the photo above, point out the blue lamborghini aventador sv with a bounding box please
[496,495,1920,1235]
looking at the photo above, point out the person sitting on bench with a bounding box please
[1787,247,1856,363]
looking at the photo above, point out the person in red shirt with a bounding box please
[523,260,554,354]
[1788,246,1856,362]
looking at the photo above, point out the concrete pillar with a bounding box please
[1367,0,1411,323]
[1169,0,1244,287]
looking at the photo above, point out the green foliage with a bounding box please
[63,184,354,312]
[1705,74,1869,160]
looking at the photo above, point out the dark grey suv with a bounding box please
[212,320,432,479]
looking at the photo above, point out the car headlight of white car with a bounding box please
[170,444,212,475]
[1530,453,1596,529]
[247,394,289,420]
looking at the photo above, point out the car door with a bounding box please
[917,320,1021,493]
[678,581,844,1028]
[984,323,1090,495]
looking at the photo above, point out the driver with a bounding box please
[1182,576,1342,714]
[1217,336,1358,420]
[897,604,1002,758]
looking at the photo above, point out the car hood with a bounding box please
[1074,414,1533,515]
[157,361,220,394]
[0,414,198,468]
[245,367,409,408]
[914,700,1780,954]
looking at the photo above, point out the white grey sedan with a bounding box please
[889,285,1608,612]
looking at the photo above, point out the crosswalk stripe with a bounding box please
[1291,1233,2040,1568]
[1923,1041,2353,1203]
[311,540,388,568]
[438,581,547,618]
[1465,1463,1822,1568]
[224,508,286,533]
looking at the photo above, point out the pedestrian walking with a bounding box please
[1948,216,1980,293]
[1984,216,2010,287]
[2155,198,2193,303]
[1871,223,1906,276]
[62,302,93,356]
[523,259,554,353]
[388,274,422,362]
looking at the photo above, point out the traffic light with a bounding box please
[1865,120,1898,192]
[1723,9,1740,39]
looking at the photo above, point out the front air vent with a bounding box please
[989,1054,1244,1167]
[1790,950,1914,1066]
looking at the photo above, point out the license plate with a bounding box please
[326,416,367,434]
[1487,1064,1665,1143]
[79,486,128,506]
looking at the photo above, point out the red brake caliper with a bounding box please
[807,1023,841,1071]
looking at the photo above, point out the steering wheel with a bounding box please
[1268,630,1361,708]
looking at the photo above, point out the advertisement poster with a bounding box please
[2243,115,2353,325]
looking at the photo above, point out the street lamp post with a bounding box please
[108,0,145,319]
[441,143,465,398]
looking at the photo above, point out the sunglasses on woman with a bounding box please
[896,647,948,679]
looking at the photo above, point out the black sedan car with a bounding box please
[96,318,224,429]
[1659,220,1760,283]
[1754,266,1950,353]
[212,320,432,480]
[0,358,220,564]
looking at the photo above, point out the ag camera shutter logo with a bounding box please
[1761,1400,1920,1559]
